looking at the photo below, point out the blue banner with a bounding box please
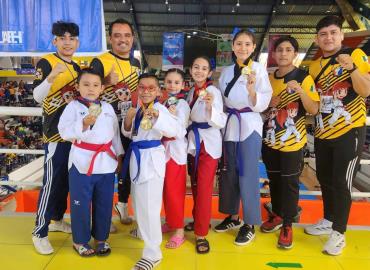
[0,0,104,53]
[162,32,184,71]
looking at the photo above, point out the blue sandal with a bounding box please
[73,243,95,257]
[95,242,111,256]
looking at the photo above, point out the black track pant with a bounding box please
[314,126,366,234]
[262,145,303,226]
[118,134,131,203]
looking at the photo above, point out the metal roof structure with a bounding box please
[103,0,355,57]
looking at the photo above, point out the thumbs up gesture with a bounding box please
[106,64,119,85]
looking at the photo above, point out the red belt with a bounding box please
[161,137,175,142]
[73,140,117,176]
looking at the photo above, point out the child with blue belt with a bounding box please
[122,73,180,270]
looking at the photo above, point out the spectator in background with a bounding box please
[9,82,15,103]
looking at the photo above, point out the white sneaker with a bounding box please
[304,218,333,236]
[32,236,54,255]
[114,202,133,225]
[48,219,72,233]
[110,222,117,233]
[323,230,345,256]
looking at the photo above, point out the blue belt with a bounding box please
[188,122,211,177]
[121,140,162,182]
[224,107,252,176]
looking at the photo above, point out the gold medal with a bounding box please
[88,103,102,117]
[140,116,152,130]
[241,66,251,77]
[198,89,207,99]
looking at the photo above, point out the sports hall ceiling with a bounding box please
[103,0,360,56]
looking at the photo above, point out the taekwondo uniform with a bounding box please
[58,100,124,244]
[218,60,272,226]
[265,117,276,145]
[187,83,227,236]
[328,98,351,127]
[122,102,180,261]
[162,93,190,229]
[281,116,301,143]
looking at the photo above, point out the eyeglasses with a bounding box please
[137,85,158,93]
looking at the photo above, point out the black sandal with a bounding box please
[195,238,210,254]
[184,222,194,232]
[184,221,211,232]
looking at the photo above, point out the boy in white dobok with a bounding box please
[122,73,181,270]
[58,68,124,257]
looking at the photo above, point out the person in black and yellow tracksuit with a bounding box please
[31,21,80,255]
[90,18,141,227]
[304,15,370,256]
[260,36,319,249]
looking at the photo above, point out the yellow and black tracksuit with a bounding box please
[309,47,369,233]
[262,67,319,225]
[90,51,141,204]
[32,53,80,238]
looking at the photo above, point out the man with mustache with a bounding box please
[90,19,141,229]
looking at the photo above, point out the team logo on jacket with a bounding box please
[35,68,43,80]
[333,66,343,76]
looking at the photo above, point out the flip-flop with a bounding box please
[165,235,185,249]
[95,242,111,256]
[184,221,211,232]
[131,258,161,270]
[184,221,194,232]
[73,243,95,257]
[195,238,210,254]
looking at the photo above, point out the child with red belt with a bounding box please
[58,68,124,257]
[161,68,190,249]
